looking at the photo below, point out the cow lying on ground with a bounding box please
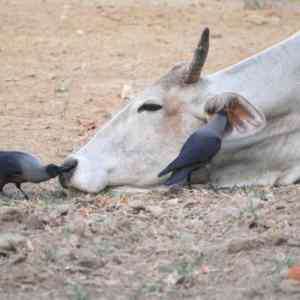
[60,28,300,193]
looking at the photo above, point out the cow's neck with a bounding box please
[207,31,300,116]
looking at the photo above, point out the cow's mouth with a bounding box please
[59,155,111,193]
[59,158,78,188]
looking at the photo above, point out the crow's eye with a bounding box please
[138,103,162,113]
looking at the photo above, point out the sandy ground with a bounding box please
[1,0,300,299]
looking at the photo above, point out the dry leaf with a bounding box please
[288,265,300,282]
[26,240,34,252]
[78,207,91,218]
[201,265,209,274]
[121,84,132,100]
[77,119,97,131]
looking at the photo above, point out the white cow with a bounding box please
[60,28,300,193]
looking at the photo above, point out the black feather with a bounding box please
[158,110,229,186]
[164,167,194,186]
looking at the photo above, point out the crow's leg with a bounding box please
[209,183,218,193]
[206,167,218,193]
[15,183,29,200]
[187,171,193,190]
[187,168,200,190]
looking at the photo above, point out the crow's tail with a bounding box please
[158,160,178,177]
[164,167,193,186]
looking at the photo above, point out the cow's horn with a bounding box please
[184,27,210,84]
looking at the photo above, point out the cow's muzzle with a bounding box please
[59,158,78,188]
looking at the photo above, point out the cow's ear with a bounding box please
[204,92,266,139]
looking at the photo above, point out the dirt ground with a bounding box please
[1,0,300,299]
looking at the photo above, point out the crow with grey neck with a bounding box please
[0,151,77,199]
[158,109,230,186]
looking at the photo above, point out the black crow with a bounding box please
[158,109,229,186]
[0,151,77,199]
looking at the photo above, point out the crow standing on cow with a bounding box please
[0,151,77,199]
[158,27,230,186]
[158,109,230,186]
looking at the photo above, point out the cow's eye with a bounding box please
[137,103,162,113]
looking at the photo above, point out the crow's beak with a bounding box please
[194,111,210,123]
[202,112,210,123]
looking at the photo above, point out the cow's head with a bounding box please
[60,28,266,193]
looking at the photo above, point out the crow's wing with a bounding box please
[158,133,221,177]
[0,156,23,179]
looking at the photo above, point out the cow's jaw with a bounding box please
[60,151,171,193]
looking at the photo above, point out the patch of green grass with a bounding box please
[94,239,120,256]
[128,230,143,243]
[139,281,162,294]
[62,225,74,239]
[98,187,115,197]
[267,255,294,274]
[175,259,194,277]
[72,285,90,300]
[237,197,260,223]
[55,79,71,95]
[42,246,57,263]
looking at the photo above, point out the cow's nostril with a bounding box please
[59,158,78,188]
[61,158,78,173]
